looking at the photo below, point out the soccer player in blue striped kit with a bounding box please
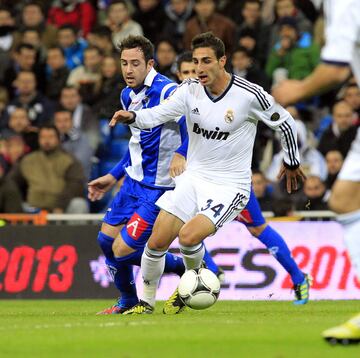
[88,35,223,314]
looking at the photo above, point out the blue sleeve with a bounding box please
[109,149,130,180]
[175,116,188,158]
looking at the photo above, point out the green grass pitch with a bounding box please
[0,300,359,357]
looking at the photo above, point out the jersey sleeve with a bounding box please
[132,82,187,129]
[175,116,189,158]
[249,91,300,169]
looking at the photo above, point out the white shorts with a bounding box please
[338,128,360,182]
[156,172,250,229]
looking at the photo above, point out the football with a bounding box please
[178,268,221,310]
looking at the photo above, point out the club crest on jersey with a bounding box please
[224,109,234,123]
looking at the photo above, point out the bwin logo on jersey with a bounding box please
[193,123,230,140]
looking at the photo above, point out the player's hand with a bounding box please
[277,163,307,194]
[169,153,186,178]
[88,174,117,201]
[272,80,304,106]
[109,110,135,127]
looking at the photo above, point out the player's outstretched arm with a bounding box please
[109,110,135,127]
[88,174,117,201]
[277,163,307,194]
[169,153,187,178]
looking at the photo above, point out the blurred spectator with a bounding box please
[9,124,88,213]
[270,0,313,49]
[217,0,243,24]
[162,0,194,51]
[60,85,99,149]
[266,107,327,182]
[67,46,103,104]
[3,133,28,168]
[231,46,270,91]
[0,154,23,213]
[17,2,58,48]
[236,0,271,67]
[155,38,178,81]
[106,0,143,47]
[183,0,236,58]
[7,107,38,151]
[252,169,274,211]
[0,87,9,127]
[0,6,16,82]
[342,83,360,119]
[88,25,116,56]
[54,108,93,179]
[45,46,70,101]
[272,197,295,217]
[133,0,165,43]
[57,24,88,70]
[325,150,343,191]
[93,55,125,119]
[20,27,47,63]
[318,101,358,158]
[176,50,196,83]
[3,43,45,97]
[296,175,328,211]
[237,27,257,61]
[47,0,96,38]
[266,17,320,84]
[5,71,55,127]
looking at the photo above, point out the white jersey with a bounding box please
[132,75,300,188]
[321,0,360,85]
[321,0,360,182]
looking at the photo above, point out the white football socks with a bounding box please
[141,244,166,308]
[338,209,360,278]
[180,242,205,270]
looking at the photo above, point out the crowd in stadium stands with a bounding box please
[0,0,359,215]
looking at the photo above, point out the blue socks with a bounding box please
[257,226,305,285]
[115,248,185,276]
[97,232,138,308]
[203,248,220,275]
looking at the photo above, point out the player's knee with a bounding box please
[97,231,114,257]
[247,223,267,237]
[178,227,199,247]
[146,235,169,251]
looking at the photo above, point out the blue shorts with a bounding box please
[234,188,266,227]
[103,176,167,250]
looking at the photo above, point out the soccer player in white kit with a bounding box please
[110,32,306,315]
[273,0,360,345]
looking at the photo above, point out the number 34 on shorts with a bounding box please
[201,199,225,218]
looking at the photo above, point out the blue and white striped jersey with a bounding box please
[120,68,185,188]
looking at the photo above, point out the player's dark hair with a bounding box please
[177,51,193,70]
[118,35,154,63]
[191,32,225,59]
